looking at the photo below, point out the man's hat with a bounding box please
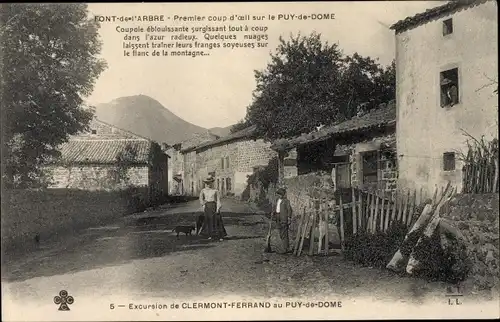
[203,176,215,184]
[441,78,452,86]
[276,187,286,196]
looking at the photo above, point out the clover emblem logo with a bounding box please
[54,290,74,311]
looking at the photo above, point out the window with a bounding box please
[217,178,220,190]
[225,156,230,169]
[443,18,453,36]
[443,152,456,171]
[221,179,225,193]
[361,151,378,184]
[221,157,224,169]
[440,68,459,107]
[333,163,351,188]
[226,178,232,192]
[91,129,97,134]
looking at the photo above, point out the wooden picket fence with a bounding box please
[461,136,498,194]
[462,156,499,194]
[292,186,439,256]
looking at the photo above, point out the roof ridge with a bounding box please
[181,125,257,153]
[390,0,488,33]
[68,139,150,142]
[92,118,158,143]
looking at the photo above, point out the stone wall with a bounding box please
[284,148,298,179]
[183,138,276,197]
[235,139,277,196]
[350,133,397,196]
[236,139,277,172]
[48,165,149,190]
[1,188,147,256]
[444,193,499,292]
[380,151,398,197]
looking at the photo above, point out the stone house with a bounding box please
[181,125,277,197]
[165,132,219,195]
[47,118,169,203]
[271,102,397,197]
[391,0,498,195]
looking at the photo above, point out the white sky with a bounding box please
[86,1,443,129]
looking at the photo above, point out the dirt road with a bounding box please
[2,199,497,320]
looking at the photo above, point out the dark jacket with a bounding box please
[272,198,293,226]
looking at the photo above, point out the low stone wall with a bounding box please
[48,165,149,189]
[1,188,148,257]
[444,193,499,292]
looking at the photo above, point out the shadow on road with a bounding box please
[2,212,264,283]
[225,236,262,241]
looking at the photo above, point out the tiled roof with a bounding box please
[390,0,488,33]
[179,132,220,150]
[181,125,257,153]
[56,139,153,165]
[271,102,396,151]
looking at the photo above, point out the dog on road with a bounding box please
[172,225,195,239]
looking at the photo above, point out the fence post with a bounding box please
[391,192,398,226]
[352,188,357,235]
[408,189,416,226]
[367,193,372,232]
[379,195,385,232]
[397,191,404,223]
[339,194,345,251]
[293,206,306,255]
[308,202,316,256]
[369,193,376,233]
[373,193,380,233]
[432,186,438,204]
[384,193,392,232]
[494,159,499,193]
[357,190,363,232]
[323,199,329,255]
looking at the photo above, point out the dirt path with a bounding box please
[2,199,498,320]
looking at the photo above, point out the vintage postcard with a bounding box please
[1,1,499,321]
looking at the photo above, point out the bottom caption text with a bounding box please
[110,301,343,310]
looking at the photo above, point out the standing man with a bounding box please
[271,187,293,254]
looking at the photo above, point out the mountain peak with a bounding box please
[94,95,208,144]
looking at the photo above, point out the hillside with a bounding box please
[209,126,233,137]
[93,95,210,144]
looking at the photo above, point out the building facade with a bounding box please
[47,118,169,203]
[181,126,277,197]
[392,0,498,195]
[166,132,219,195]
[272,102,397,197]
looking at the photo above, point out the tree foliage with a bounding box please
[1,4,107,188]
[245,32,395,141]
[229,119,251,134]
[107,143,138,188]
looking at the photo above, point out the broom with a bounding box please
[265,212,273,253]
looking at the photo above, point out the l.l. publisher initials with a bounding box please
[448,298,462,305]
